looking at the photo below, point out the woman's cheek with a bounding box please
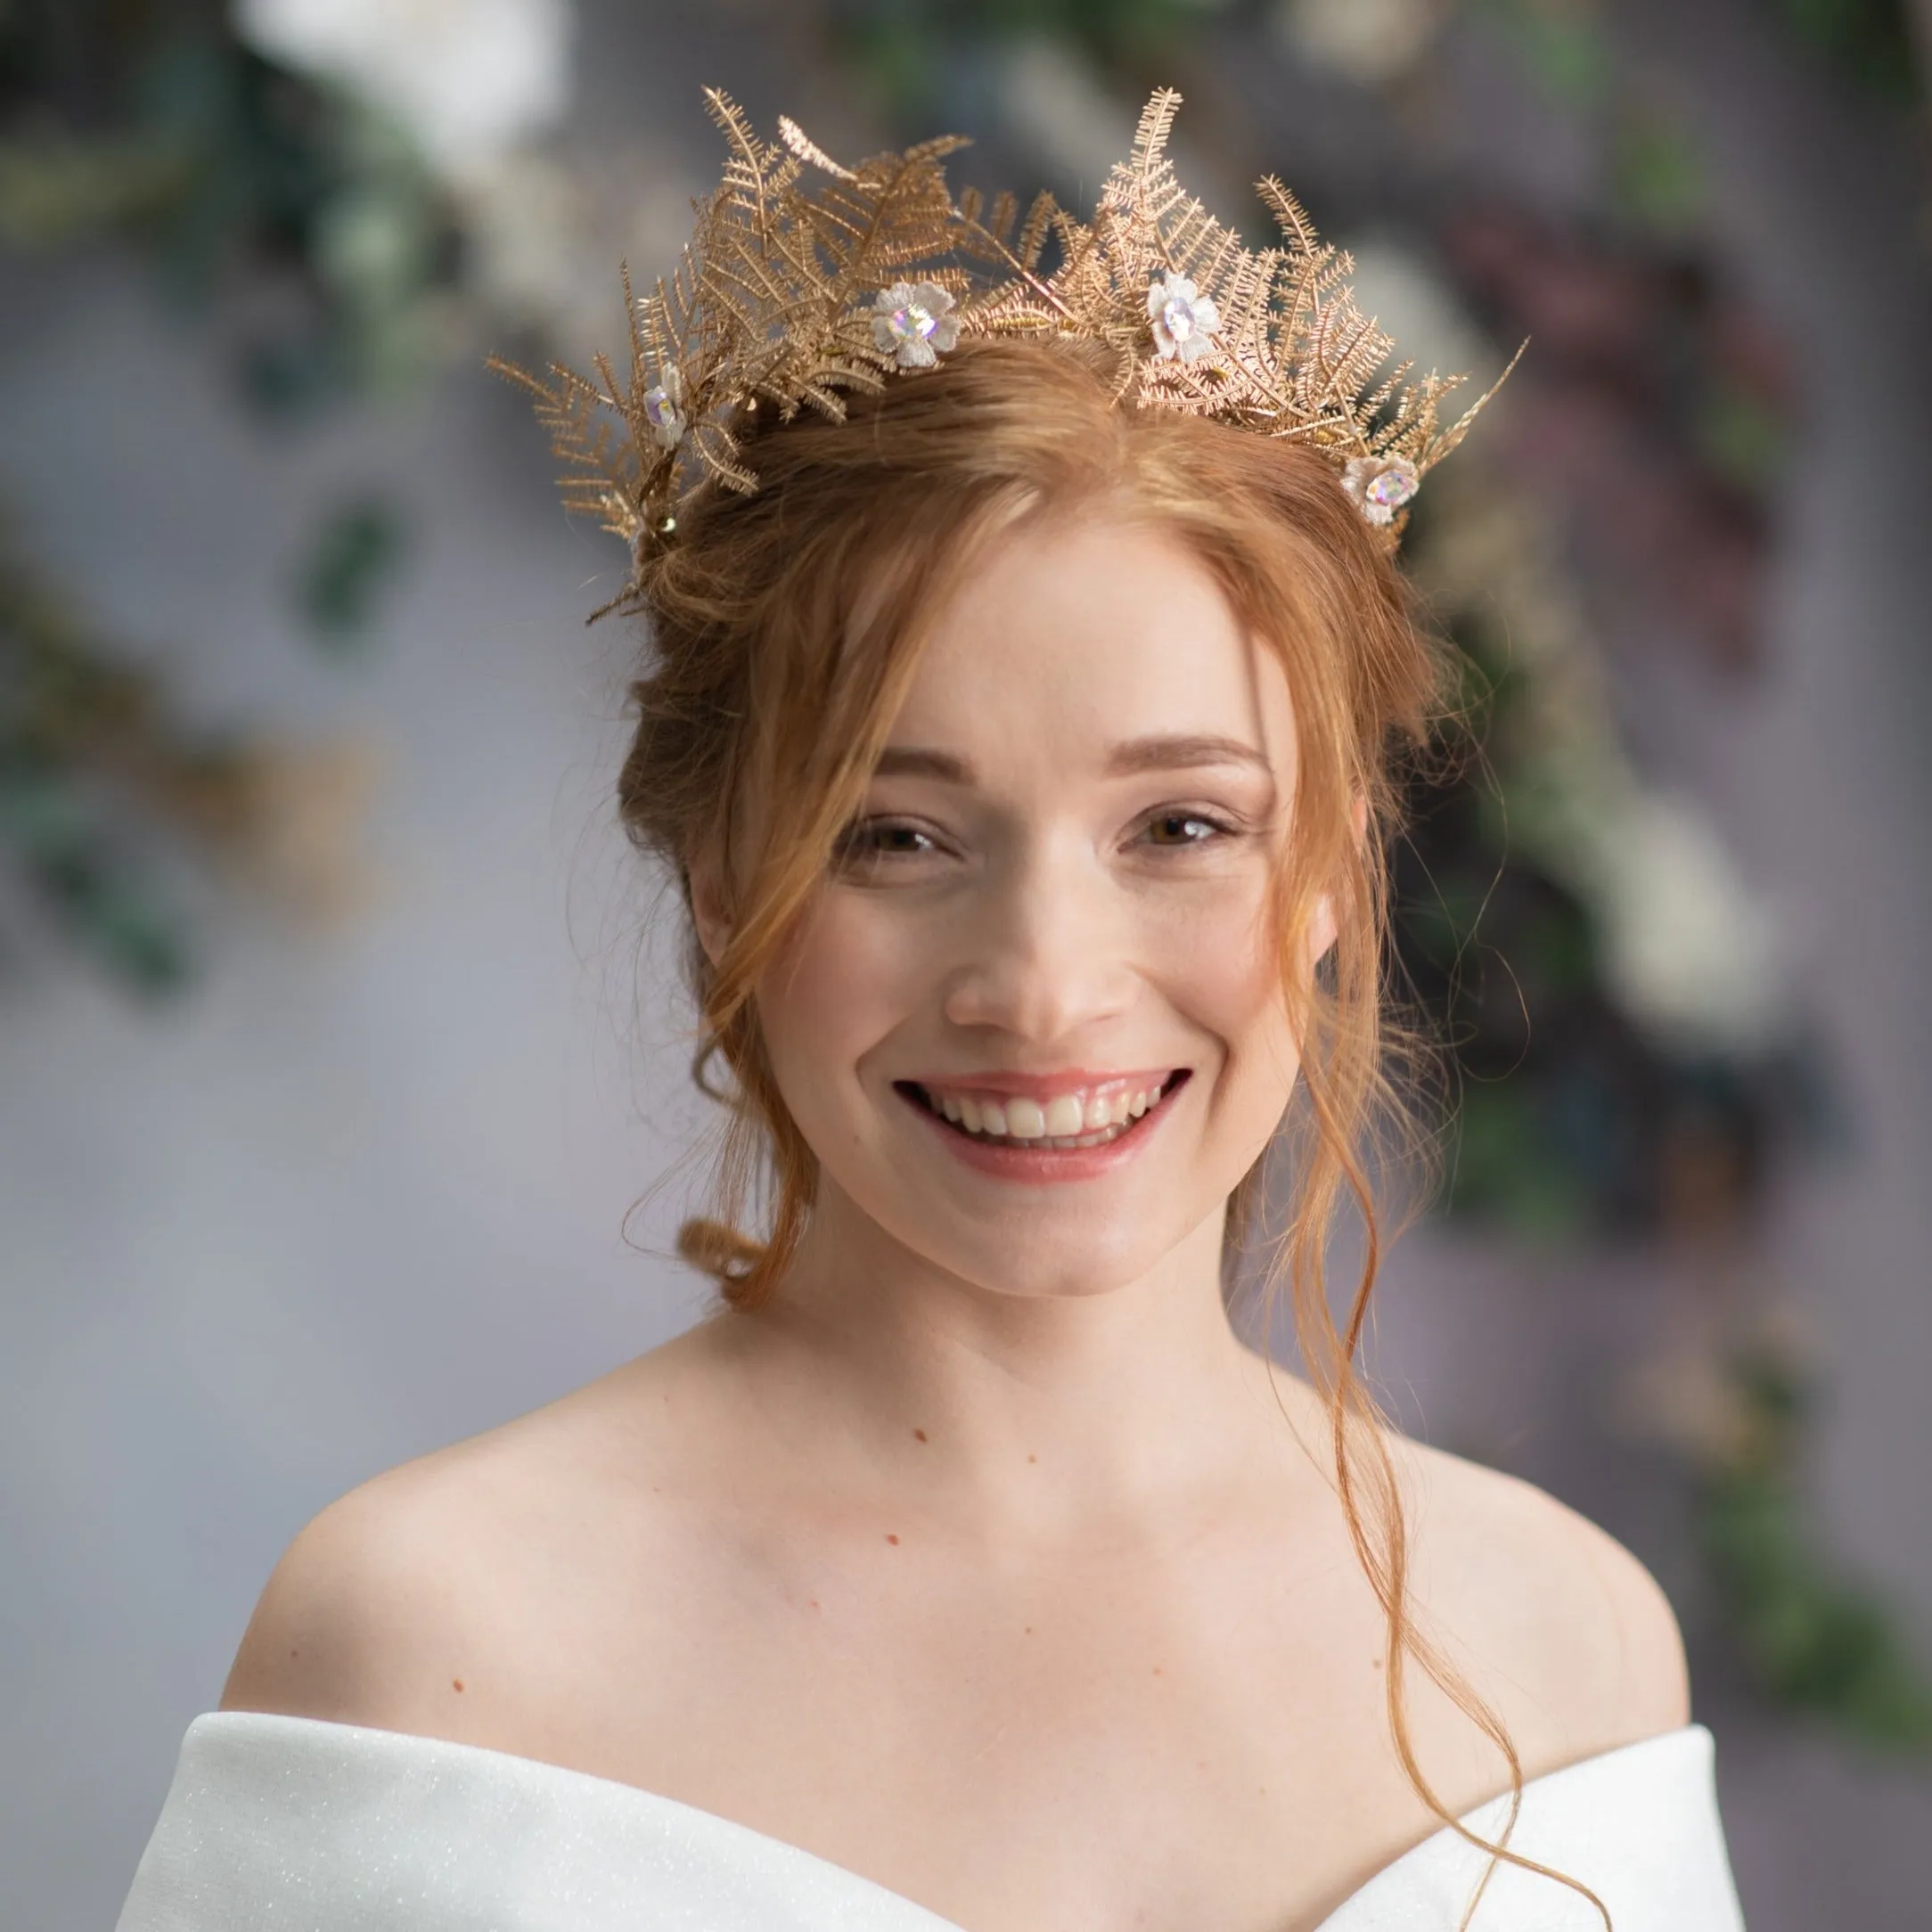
[1160,880,1301,1108]
[1159,871,1280,1016]
[759,896,921,1094]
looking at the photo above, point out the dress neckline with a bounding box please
[196,1709,1710,1931]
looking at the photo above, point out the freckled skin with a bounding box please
[222,510,1689,1932]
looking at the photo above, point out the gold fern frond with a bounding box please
[1256,176,1318,255]
[775,115,853,182]
[494,84,1519,612]
[1124,87,1184,202]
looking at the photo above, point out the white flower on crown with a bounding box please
[1341,454,1421,526]
[870,282,961,369]
[641,364,684,451]
[231,0,573,175]
[1147,271,1220,363]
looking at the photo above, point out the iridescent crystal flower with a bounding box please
[1147,271,1220,364]
[1341,454,1421,526]
[870,282,961,369]
[641,364,685,450]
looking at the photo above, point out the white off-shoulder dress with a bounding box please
[114,1712,1746,1930]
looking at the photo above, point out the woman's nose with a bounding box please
[938,841,1139,1043]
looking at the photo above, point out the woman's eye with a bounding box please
[1139,810,1236,849]
[832,819,939,870]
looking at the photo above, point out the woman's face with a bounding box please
[734,508,1332,1301]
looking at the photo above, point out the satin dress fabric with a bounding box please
[115,1711,1747,1931]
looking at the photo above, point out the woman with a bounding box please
[115,92,1745,1931]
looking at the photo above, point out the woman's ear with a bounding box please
[1307,888,1340,971]
[687,844,733,969]
[1306,792,1370,970]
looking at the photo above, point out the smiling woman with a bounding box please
[114,103,1745,1932]
[697,490,1331,1289]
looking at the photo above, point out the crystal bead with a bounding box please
[1161,294,1198,343]
[886,301,938,344]
[643,384,679,431]
[1364,464,1418,510]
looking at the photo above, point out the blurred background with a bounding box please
[3,0,1929,1923]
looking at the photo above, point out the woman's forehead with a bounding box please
[885,513,1297,774]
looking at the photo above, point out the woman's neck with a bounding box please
[718,1183,1305,1543]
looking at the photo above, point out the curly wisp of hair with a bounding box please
[618,335,1609,1931]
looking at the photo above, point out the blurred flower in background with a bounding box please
[1273,0,1443,86]
[232,0,573,175]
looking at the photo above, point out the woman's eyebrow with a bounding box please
[1104,733,1272,775]
[872,746,973,782]
[871,733,1272,784]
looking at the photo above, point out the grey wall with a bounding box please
[0,250,712,1925]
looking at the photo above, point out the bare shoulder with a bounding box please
[219,1327,731,1738]
[218,1445,487,1729]
[1400,1435,1691,1767]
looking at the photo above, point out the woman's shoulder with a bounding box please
[219,1330,733,1737]
[1395,1429,1692,1771]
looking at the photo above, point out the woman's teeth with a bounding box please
[924,1082,1167,1148]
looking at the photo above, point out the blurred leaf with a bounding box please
[238,325,347,415]
[1469,0,1616,108]
[0,500,291,1000]
[0,126,195,246]
[1443,1080,1594,1241]
[296,495,407,646]
[1515,899,1597,996]
[64,868,194,995]
[1761,0,1921,104]
[829,0,1212,117]
[1698,381,1789,489]
[1706,1461,1932,1749]
[1610,111,1707,234]
[0,763,192,995]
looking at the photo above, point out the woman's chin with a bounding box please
[886,1209,1208,1305]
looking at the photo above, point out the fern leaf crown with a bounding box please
[492,86,1519,618]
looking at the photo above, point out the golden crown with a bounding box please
[492,86,1518,616]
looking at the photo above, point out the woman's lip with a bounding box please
[896,1073,1184,1183]
[895,1067,1185,1101]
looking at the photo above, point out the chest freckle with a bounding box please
[886,1533,900,1545]
[452,1679,465,1693]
